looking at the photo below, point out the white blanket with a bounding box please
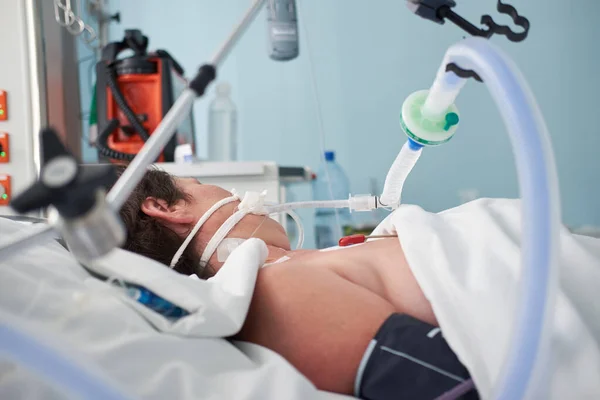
[373,198,600,399]
[0,217,351,400]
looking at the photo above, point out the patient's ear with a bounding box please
[140,197,195,226]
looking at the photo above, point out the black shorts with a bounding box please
[355,313,479,400]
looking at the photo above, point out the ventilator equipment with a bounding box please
[0,0,579,399]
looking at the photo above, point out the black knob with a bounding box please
[11,128,116,219]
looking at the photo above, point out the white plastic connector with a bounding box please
[422,62,467,120]
[348,195,378,212]
[237,190,269,215]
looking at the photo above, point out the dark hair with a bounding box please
[114,165,213,279]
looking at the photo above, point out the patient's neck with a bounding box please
[208,243,312,273]
[206,215,310,271]
[265,244,316,263]
[265,245,292,264]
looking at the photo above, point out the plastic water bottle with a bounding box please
[174,144,194,164]
[312,151,352,249]
[208,82,237,161]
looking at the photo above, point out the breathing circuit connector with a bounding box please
[348,194,380,212]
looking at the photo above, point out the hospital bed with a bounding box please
[0,215,352,400]
[2,197,600,400]
[1,0,599,399]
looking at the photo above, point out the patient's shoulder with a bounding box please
[242,261,395,394]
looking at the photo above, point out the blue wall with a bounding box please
[80,0,600,247]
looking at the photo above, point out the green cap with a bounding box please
[444,112,460,131]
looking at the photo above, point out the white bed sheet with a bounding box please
[373,198,600,399]
[0,217,353,400]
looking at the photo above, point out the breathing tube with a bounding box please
[169,189,380,275]
[96,63,151,161]
[265,195,379,214]
[264,196,378,251]
[379,139,423,208]
[379,79,461,209]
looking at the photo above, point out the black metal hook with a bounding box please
[438,0,530,42]
[437,0,530,82]
[446,63,483,82]
[480,0,530,42]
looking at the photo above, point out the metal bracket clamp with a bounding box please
[407,0,531,82]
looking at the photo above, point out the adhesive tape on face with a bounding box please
[217,238,247,262]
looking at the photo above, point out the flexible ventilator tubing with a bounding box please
[201,195,378,270]
[379,140,423,208]
[264,195,378,248]
[425,38,559,400]
[378,70,466,209]
[267,199,348,211]
[264,203,305,250]
[283,209,304,249]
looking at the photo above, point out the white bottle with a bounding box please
[208,82,238,161]
[174,143,193,164]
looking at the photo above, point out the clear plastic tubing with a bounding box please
[284,209,304,249]
[379,139,423,208]
[266,199,351,213]
[0,314,133,400]
[432,37,560,400]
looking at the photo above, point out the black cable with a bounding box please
[103,62,151,142]
[96,119,136,161]
[95,62,152,161]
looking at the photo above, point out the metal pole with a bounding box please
[210,0,266,66]
[106,90,196,209]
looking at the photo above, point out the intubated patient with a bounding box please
[115,166,478,399]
